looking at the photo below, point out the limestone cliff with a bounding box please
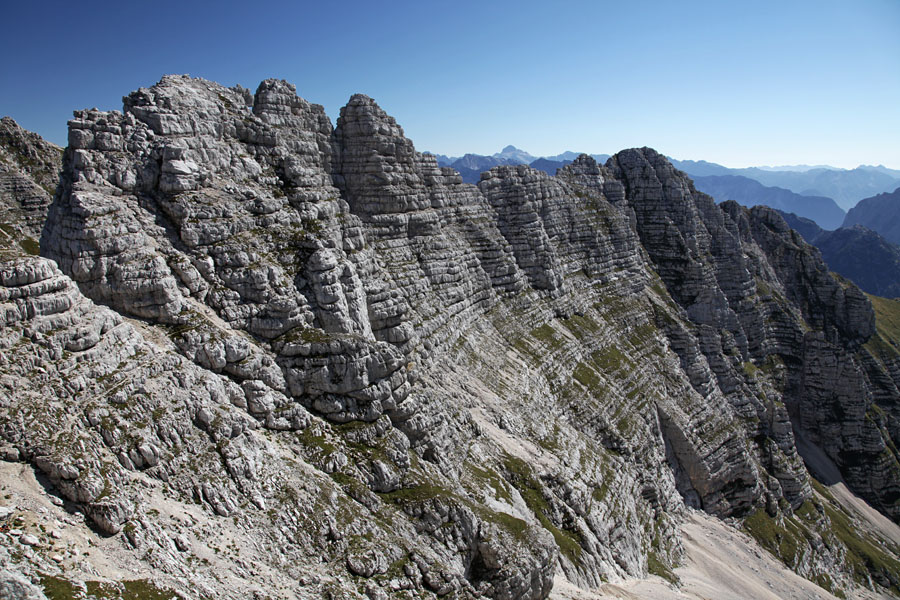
[2,76,900,599]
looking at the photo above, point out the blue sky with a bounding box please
[3,0,899,168]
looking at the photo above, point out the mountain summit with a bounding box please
[494,145,535,163]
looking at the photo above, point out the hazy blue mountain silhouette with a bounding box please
[693,175,845,230]
[529,158,573,176]
[843,187,900,245]
[441,148,609,183]
[671,159,900,210]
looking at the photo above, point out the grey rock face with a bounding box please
[0,117,62,199]
[0,569,48,600]
[479,166,567,294]
[2,77,899,598]
[609,148,900,522]
[0,255,254,535]
[0,171,51,244]
[0,117,62,251]
[780,208,900,301]
[42,77,411,427]
[739,204,874,346]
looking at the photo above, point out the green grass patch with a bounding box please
[40,575,80,600]
[502,454,584,564]
[120,579,178,599]
[573,362,603,392]
[742,508,805,567]
[868,295,900,345]
[592,346,629,372]
[742,361,759,378]
[334,419,372,434]
[824,502,900,592]
[592,480,610,503]
[813,572,846,598]
[648,551,678,584]
[87,580,177,600]
[809,477,837,504]
[530,323,564,350]
[629,323,657,345]
[467,462,514,503]
[560,313,600,340]
[19,237,39,255]
[502,455,549,513]
[298,427,336,455]
[794,500,819,522]
[377,483,453,504]
[866,294,900,358]
[866,332,898,363]
[750,478,900,595]
[474,506,529,542]
[649,280,669,298]
[329,471,370,502]
[278,326,333,345]
[329,472,354,486]
[542,517,584,564]
[41,576,176,600]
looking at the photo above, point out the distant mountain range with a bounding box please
[529,158,574,176]
[861,165,900,179]
[778,211,900,298]
[843,187,900,245]
[429,147,602,168]
[495,144,536,164]
[692,175,845,230]
[671,159,900,211]
[426,146,610,183]
[756,164,843,172]
[429,153,456,166]
[427,148,900,212]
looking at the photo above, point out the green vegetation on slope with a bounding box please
[41,575,176,600]
[744,478,900,597]
[868,294,900,348]
[864,294,900,371]
[502,454,584,565]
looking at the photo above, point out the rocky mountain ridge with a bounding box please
[2,75,900,599]
[779,212,900,299]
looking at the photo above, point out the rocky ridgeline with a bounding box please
[0,75,899,598]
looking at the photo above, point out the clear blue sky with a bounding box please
[3,0,898,168]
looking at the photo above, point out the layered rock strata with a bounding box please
[0,75,896,598]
